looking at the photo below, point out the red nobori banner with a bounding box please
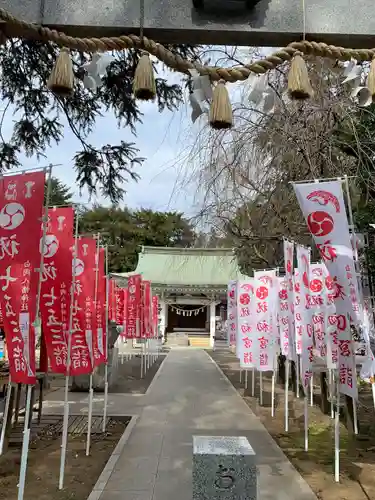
[0,171,45,384]
[152,295,158,337]
[143,281,152,338]
[109,279,116,322]
[115,283,124,325]
[126,274,141,338]
[40,207,74,374]
[93,247,106,366]
[122,288,128,335]
[69,237,96,375]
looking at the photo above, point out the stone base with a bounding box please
[71,322,119,392]
[193,436,257,500]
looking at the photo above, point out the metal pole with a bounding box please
[102,245,110,433]
[59,211,79,490]
[18,165,52,500]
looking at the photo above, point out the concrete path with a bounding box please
[98,349,317,500]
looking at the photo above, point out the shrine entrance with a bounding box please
[167,304,207,333]
[113,246,245,348]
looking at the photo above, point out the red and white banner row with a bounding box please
[0,171,160,386]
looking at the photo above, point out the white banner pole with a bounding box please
[310,376,314,406]
[0,380,12,454]
[59,209,79,490]
[251,367,255,396]
[285,359,289,432]
[18,166,52,500]
[304,393,309,452]
[334,375,340,482]
[17,385,32,500]
[271,369,275,417]
[296,356,300,398]
[102,245,109,433]
[86,234,100,455]
[259,372,263,405]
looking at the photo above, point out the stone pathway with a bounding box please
[97,349,317,500]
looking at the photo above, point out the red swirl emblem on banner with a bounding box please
[307,211,334,237]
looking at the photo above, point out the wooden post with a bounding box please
[319,372,330,415]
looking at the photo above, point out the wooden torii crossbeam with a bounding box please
[3,0,375,48]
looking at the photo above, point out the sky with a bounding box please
[2,73,203,217]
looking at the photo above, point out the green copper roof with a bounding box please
[116,246,245,286]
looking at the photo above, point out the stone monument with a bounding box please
[193,435,257,500]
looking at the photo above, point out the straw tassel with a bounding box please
[133,52,156,100]
[367,57,375,99]
[47,48,74,97]
[209,80,233,130]
[287,53,313,100]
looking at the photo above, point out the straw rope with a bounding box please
[0,7,374,82]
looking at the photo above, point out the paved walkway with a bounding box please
[97,349,317,500]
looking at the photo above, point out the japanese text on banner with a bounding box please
[253,270,277,371]
[309,263,328,359]
[69,237,96,375]
[283,239,296,360]
[40,207,74,374]
[227,281,237,346]
[296,245,314,390]
[92,247,106,366]
[126,274,141,338]
[294,181,358,399]
[236,280,254,368]
[0,172,45,384]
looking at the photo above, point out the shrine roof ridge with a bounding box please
[140,246,235,256]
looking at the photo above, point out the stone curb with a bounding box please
[144,352,169,396]
[86,414,139,500]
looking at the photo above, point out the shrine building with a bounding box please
[113,246,245,348]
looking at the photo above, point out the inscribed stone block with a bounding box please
[193,436,257,500]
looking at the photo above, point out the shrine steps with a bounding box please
[188,335,211,348]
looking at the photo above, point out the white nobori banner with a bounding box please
[294,181,358,399]
[236,280,255,368]
[253,270,277,371]
[227,281,237,347]
[283,239,296,360]
[296,245,314,390]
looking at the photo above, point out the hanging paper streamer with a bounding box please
[170,305,206,316]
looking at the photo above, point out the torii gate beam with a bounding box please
[3,1,375,48]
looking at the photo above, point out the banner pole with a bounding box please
[245,369,248,389]
[310,376,314,406]
[59,209,79,490]
[17,385,32,500]
[343,175,367,425]
[86,234,100,455]
[0,380,12,455]
[334,374,340,482]
[285,359,289,431]
[304,393,309,451]
[271,368,275,417]
[259,372,263,405]
[18,165,52,500]
[251,367,255,397]
[102,245,109,433]
[296,355,300,398]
